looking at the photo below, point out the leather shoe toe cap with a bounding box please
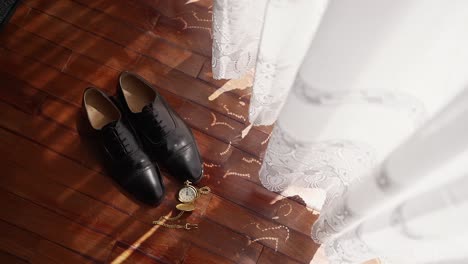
[124,166,165,206]
[166,144,203,183]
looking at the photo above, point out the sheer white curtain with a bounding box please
[212,0,468,263]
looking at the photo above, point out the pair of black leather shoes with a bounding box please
[80,72,203,206]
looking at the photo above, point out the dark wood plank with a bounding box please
[0,125,139,214]
[0,47,93,106]
[200,166,282,219]
[32,240,96,264]
[0,251,29,264]
[0,24,72,69]
[183,218,262,264]
[24,0,206,78]
[40,96,83,130]
[177,100,269,157]
[198,141,319,237]
[72,0,160,31]
[116,215,262,264]
[118,220,192,263]
[152,7,212,57]
[141,37,206,78]
[15,6,140,70]
[1,160,133,236]
[0,101,103,172]
[205,196,319,263]
[0,218,91,264]
[116,215,261,264]
[24,0,153,53]
[0,71,47,114]
[107,242,163,264]
[182,245,235,264]
[0,220,40,262]
[0,25,119,92]
[112,224,191,264]
[7,3,31,25]
[257,247,302,264]
[63,52,119,91]
[0,190,115,262]
[0,28,226,127]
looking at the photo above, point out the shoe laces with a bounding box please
[143,106,167,134]
[106,122,138,157]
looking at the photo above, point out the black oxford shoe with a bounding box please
[116,71,203,183]
[80,87,164,206]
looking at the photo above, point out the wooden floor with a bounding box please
[0,0,320,263]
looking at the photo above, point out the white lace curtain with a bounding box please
[212,0,468,263]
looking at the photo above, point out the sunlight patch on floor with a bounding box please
[208,70,253,101]
[110,212,171,264]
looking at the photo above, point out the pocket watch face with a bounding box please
[178,186,197,203]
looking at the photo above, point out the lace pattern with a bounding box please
[211,0,266,79]
[213,0,328,125]
[293,75,428,125]
[212,1,468,263]
[260,124,377,208]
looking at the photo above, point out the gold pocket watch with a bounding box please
[176,180,210,212]
[153,180,210,230]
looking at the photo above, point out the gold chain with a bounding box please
[161,211,185,221]
[198,186,211,195]
[152,211,198,230]
[153,184,211,230]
